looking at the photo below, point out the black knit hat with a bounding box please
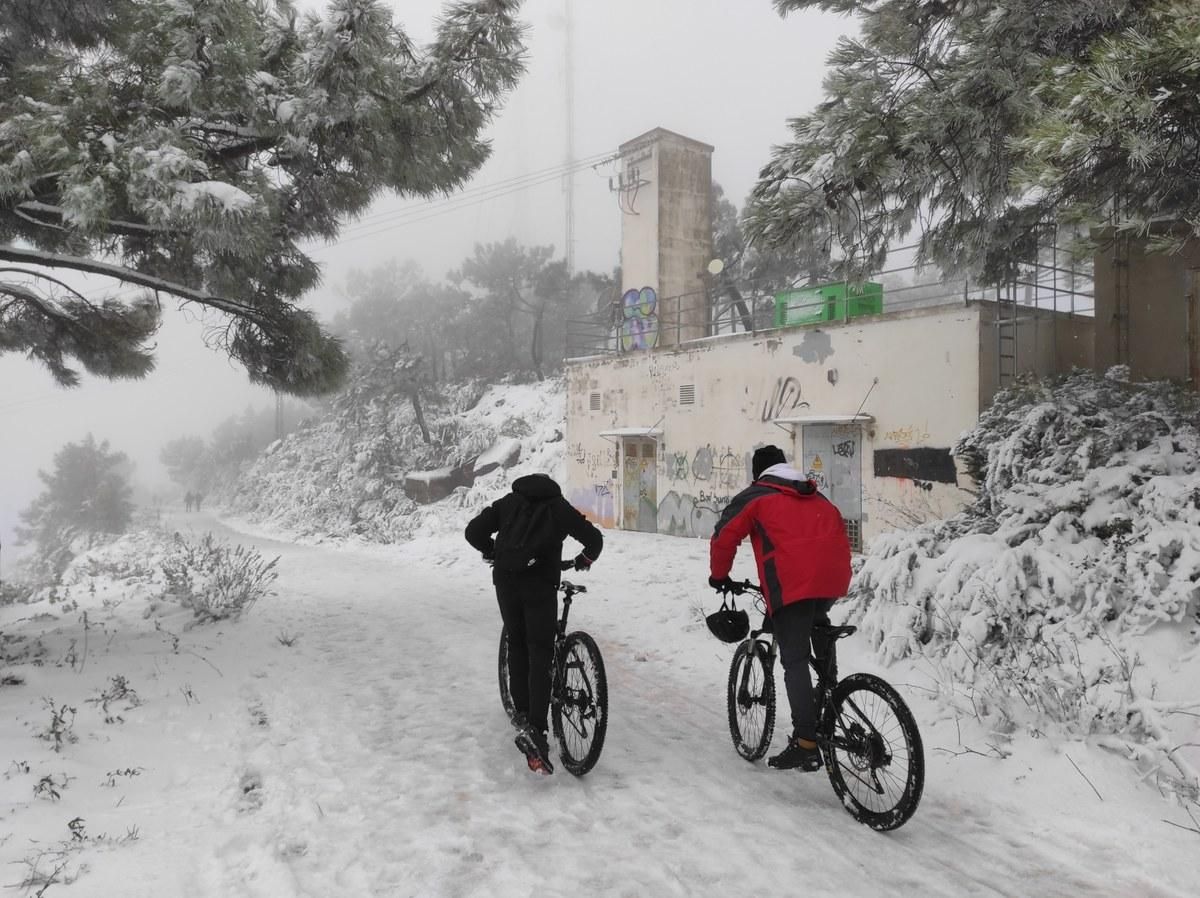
[752,445,787,480]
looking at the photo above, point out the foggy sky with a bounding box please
[0,0,848,554]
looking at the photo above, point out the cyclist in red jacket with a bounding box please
[709,445,852,771]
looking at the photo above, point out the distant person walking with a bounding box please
[184,491,195,512]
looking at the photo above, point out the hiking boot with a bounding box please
[768,735,822,771]
[514,726,555,775]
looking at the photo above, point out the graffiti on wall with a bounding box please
[569,484,617,528]
[761,375,809,422]
[660,445,751,491]
[883,423,931,446]
[620,287,659,352]
[658,490,732,538]
[569,441,612,480]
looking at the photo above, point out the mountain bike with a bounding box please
[718,582,924,831]
[498,566,608,776]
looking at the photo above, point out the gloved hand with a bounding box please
[573,553,593,571]
[482,551,495,567]
[709,575,734,593]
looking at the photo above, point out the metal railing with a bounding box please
[565,251,1095,359]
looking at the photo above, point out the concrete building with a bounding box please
[565,127,1098,547]
[564,300,1091,548]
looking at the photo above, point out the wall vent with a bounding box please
[678,384,696,406]
[589,392,601,411]
[845,519,863,554]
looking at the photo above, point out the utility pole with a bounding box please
[563,0,576,275]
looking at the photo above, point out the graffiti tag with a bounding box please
[619,287,659,352]
[761,376,809,422]
[833,440,856,459]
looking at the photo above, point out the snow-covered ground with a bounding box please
[2,509,1198,898]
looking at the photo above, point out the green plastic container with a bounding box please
[773,281,884,327]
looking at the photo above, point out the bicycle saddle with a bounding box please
[812,624,857,639]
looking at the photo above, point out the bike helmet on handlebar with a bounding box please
[706,596,750,643]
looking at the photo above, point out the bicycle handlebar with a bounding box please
[714,579,761,596]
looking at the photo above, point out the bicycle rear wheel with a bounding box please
[497,627,517,721]
[551,631,608,776]
[727,639,775,761]
[820,673,924,831]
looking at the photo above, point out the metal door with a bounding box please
[621,439,658,532]
[799,424,863,549]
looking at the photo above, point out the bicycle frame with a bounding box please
[737,618,839,724]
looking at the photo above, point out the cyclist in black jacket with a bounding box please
[465,473,603,774]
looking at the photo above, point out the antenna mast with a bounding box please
[563,0,576,275]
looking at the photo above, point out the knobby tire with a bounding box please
[820,672,924,831]
[551,631,608,776]
[498,627,516,721]
[727,639,775,761]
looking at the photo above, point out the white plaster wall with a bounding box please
[565,305,984,545]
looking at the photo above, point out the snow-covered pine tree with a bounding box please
[17,434,135,575]
[0,0,525,395]
[746,1,1200,281]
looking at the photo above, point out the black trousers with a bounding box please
[772,598,835,742]
[495,577,558,734]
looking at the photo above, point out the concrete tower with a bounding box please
[616,128,714,348]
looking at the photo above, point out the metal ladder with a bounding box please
[996,281,1019,387]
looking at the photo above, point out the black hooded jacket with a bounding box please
[465,474,604,584]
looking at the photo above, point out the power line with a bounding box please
[340,151,614,232]
[325,153,615,240]
[310,153,618,251]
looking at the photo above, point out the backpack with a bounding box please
[492,495,558,572]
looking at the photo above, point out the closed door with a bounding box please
[621,439,658,532]
[800,424,863,549]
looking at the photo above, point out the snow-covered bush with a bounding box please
[225,375,566,543]
[161,533,278,622]
[845,369,1200,792]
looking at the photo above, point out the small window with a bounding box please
[624,443,637,457]
[589,392,601,411]
[678,384,696,405]
[642,442,656,459]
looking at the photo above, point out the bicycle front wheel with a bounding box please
[551,631,608,776]
[820,673,924,831]
[727,639,775,761]
[497,627,517,721]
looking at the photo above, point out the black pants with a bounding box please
[772,598,835,742]
[495,578,558,734]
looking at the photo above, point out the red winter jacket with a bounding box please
[710,464,852,614]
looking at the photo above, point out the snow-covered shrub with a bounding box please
[845,369,1200,791]
[225,376,566,542]
[161,533,278,622]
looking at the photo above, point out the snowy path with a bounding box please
[8,514,1197,897]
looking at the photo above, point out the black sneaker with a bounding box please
[768,736,822,771]
[514,727,555,775]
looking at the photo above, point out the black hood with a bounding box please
[512,473,562,501]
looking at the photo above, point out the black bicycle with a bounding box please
[498,567,608,776]
[714,582,924,831]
